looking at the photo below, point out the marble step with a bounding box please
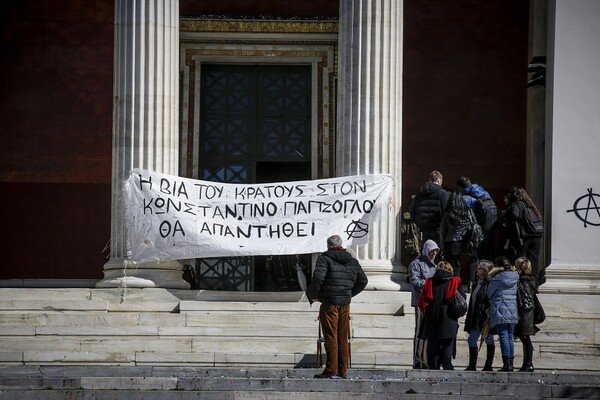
[3,315,593,349]
[0,335,407,354]
[0,294,404,315]
[179,300,404,315]
[0,311,405,329]
[2,340,599,372]
[0,288,598,373]
[0,288,181,312]
[171,289,410,304]
[0,366,598,400]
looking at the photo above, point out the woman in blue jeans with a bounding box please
[487,256,519,371]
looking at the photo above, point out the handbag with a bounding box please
[468,224,483,253]
[533,293,546,324]
[464,210,484,253]
[517,281,534,316]
[450,290,468,318]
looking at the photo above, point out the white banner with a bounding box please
[124,169,393,263]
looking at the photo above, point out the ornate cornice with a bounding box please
[180,18,338,34]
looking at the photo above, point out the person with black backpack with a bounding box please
[457,177,498,285]
[505,187,544,285]
[439,191,478,279]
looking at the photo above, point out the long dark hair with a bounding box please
[507,186,542,218]
[494,256,511,269]
[444,191,470,224]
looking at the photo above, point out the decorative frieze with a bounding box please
[180,19,338,34]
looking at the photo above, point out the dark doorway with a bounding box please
[195,64,312,291]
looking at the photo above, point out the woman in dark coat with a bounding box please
[439,191,478,278]
[499,192,517,262]
[505,187,544,284]
[418,261,465,370]
[514,257,539,372]
[464,259,495,371]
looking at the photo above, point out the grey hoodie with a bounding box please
[408,239,439,307]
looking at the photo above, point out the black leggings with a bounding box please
[427,337,455,370]
[444,241,463,277]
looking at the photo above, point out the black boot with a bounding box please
[499,355,513,372]
[509,356,515,372]
[521,362,534,372]
[519,340,535,372]
[465,347,478,371]
[482,345,495,371]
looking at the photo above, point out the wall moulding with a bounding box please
[180,18,338,35]
[542,264,600,295]
[179,18,339,181]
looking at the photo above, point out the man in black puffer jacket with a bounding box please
[307,235,368,379]
[410,170,450,247]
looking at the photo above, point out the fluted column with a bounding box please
[337,0,406,290]
[97,0,188,288]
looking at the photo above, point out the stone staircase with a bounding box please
[0,288,409,368]
[0,288,599,372]
[0,365,599,399]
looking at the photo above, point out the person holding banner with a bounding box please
[307,235,368,379]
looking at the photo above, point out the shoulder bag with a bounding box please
[517,281,534,316]
[450,290,468,318]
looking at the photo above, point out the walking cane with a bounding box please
[348,316,352,368]
[316,317,324,367]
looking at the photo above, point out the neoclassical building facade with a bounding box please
[94,0,600,296]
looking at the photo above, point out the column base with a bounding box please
[96,258,190,289]
[541,263,600,294]
[360,260,411,291]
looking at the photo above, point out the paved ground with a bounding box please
[1,365,599,399]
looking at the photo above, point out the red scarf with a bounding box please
[446,276,462,300]
[417,278,433,312]
[418,276,462,315]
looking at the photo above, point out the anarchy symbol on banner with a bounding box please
[345,220,369,239]
[566,188,600,228]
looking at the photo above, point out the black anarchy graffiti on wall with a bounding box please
[567,188,600,228]
[345,220,369,240]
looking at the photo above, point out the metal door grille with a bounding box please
[196,64,311,291]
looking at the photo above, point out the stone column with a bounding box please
[526,0,548,269]
[542,0,600,294]
[337,0,406,290]
[97,0,188,289]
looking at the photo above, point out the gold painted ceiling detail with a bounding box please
[181,19,338,34]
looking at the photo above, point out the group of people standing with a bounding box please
[408,170,545,285]
[408,170,545,372]
[303,170,545,379]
